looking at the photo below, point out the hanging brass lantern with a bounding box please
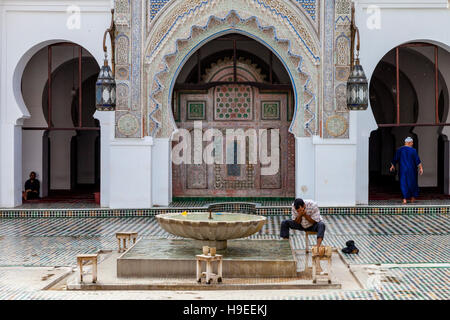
[347,58,368,110]
[96,9,116,111]
[96,54,116,110]
[347,4,369,111]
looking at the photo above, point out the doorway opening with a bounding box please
[171,33,296,199]
[21,42,100,204]
[369,42,450,201]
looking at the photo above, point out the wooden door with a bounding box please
[172,86,295,198]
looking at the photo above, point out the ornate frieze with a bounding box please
[144,1,321,138]
[149,0,171,20]
[115,0,131,26]
[332,0,351,137]
[322,0,351,139]
[114,1,131,113]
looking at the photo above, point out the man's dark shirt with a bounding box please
[25,179,40,194]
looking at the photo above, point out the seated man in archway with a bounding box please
[390,137,424,204]
[22,171,40,200]
[280,198,325,248]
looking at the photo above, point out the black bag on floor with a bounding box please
[342,240,359,254]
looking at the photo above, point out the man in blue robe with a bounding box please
[390,137,423,204]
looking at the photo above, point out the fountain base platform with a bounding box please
[117,238,297,278]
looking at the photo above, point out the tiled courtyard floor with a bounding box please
[0,213,448,300]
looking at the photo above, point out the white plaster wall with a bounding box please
[295,137,315,200]
[152,138,172,206]
[315,144,356,206]
[0,0,111,206]
[109,138,153,209]
[310,112,358,206]
[22,130,45,197]
[354,0,450,203]
[95,111,154,209]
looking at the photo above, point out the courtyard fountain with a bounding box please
[155,211,266,249]
[116,205,298,278]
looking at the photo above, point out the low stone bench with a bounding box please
[77,254,98,283]
[311,246,332,284]
[116,232,138,253]
[196,254,223,284]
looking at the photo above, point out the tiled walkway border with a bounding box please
[0,205,449,218]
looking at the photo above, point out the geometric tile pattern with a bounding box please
[294,0,317,21]
[0,214,448,267]
[214,85,252,121]
[291,235,450,265]
[261,214,450,237]
[0,213,448,300]
[280,267,450,300]
[3,203,449,218]
[0,267,447,300]
[150,0,170,20]
[372,267,449,300]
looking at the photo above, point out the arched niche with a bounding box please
[143,1,320,139]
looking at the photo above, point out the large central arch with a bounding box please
[143,0,321,139]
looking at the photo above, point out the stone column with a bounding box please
[93,111,114,207]
[0,123,23,207]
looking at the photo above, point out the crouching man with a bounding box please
[280,198,325,247]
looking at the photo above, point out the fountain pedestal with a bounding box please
[117,238,297,278]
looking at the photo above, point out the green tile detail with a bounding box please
[261,101,281,120]
[186,101,206,120]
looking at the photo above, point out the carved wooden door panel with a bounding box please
[172,87,295,198]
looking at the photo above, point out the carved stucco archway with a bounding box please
[143,0,321,139]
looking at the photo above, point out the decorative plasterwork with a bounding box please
[115,0,131,26]
[149,0,170,20]
[144,0,321,138]
[115,0,141,138]
[149,0,321,22]
[292,0,320,33]
[202,56,267,83]
[322,0,351,139]
[148,1,320,33]
[294,0,317,21]
[145,0,320,64]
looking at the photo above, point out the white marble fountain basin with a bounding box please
[155,212,267,249]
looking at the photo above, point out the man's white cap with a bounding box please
[405,137,413,143]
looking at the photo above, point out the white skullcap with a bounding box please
[405,137,413,143]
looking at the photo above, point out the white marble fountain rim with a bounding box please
[156,212,267,225]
